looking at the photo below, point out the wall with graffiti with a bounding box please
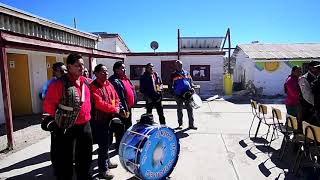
[253,60,311,95]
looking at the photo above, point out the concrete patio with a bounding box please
[0,99,306,180]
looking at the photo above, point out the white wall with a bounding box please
[115,39,129,53]
[28,52,47,113]
[234,50,308,95]
[95,58,121,73]
[125,55,224,96]
[0,49,73,124]
[125,55,177,87]
[97,38,116,52]
[252,62,291,95]
[180,55,224,95]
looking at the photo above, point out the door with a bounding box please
[63,57,67,65]
[161,60,176,85]
[7,53,32,116]
[46,56,56,80]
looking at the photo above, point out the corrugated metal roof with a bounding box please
[237,43,320,60]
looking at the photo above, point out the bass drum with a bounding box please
[119,124,180,180]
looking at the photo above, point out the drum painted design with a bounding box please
[119,124,180,180]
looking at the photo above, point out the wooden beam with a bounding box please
[0,31,125,59]
[0,44,14,149]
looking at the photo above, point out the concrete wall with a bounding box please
[180,55,224,95]
[97,38,116,52]
[234,49,320,95]
[115,39,129,53]
[125,55,224,97]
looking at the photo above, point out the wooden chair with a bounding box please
[248,99,258,137]
[292,121,320,175]
[253,104,276,142]
[278,115,304,160]
[269,107,285,145]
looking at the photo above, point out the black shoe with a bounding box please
[98,170,114,179]
[108,162,118,169]
[188,125,198,130]
[175,125,183,130]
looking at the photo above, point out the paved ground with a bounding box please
[0,98,308,180]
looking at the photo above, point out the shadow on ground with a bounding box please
[0,114,42,136]
[239,136,320,180]
[225,95,285,105]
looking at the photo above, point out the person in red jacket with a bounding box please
[90,64,120,179]
[41,53,92,180]
[284,66,301,117]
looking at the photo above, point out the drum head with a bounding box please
[119,124,154,174]
[191,94,202,109]
[138,126,180,179]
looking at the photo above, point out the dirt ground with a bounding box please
[0,115,50,160]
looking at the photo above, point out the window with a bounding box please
[190,65,210,81]
[130,65,145,80]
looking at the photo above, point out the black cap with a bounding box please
[145,63,154,68]
[309,61,320,68]
[138,113,154,125]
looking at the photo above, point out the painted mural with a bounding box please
[255,60,308,73]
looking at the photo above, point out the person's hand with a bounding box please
[119,110,126,118]
[120,110,130,118]
[41,116,59,132]
[115,107,120,114]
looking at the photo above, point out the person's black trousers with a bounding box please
[95,120,111,172]
[52,122,93,180]
[146,100,166,125]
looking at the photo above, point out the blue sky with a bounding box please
[1,0,320,52]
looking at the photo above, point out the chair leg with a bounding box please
[279,138,287,160]
[248,115,256,137]
[254,120,262,138]
[292,147,303,175]
[265,125,271,140]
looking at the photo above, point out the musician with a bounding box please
[109,61,136,130]
[41,53,92,180]
[140,63,166,125]
[170,60,197,130]
[90,64,119,179]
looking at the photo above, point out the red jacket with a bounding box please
[43,74,91,125]
[284,75,299,106]
[89,79,119,120]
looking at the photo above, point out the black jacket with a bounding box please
[140,71,162,101]
[108,74,136,111]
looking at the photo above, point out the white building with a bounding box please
[95,33,226,97]
[0,4,124,124]
[232,43,320,95]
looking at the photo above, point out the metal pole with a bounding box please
[88,56,92,78]
[0,41,14,149]
[177,29,180,60]
[227,28,231,74]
